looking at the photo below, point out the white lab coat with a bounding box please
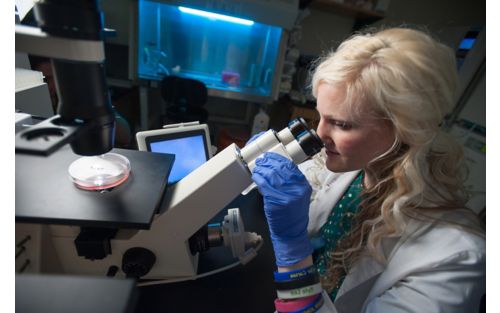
[297,159,486,313]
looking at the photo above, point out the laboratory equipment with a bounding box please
[16,118,323,279]
[15,0,115,157]
[136,122,212,185]
[15,0,135,196]
[15,67,54,118]
[160,76,209,124]
[68,153,132,190]
[133,0,298,104]
[445,27,486,215]
[14,0,323,282]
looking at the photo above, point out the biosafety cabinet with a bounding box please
[132,0,299,103]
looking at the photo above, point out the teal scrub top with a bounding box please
[313,171,364,301]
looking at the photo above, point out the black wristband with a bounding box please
[274,272,320,291]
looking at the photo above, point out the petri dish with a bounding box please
[68,153,131,191]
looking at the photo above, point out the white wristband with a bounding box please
[276,282,323,300]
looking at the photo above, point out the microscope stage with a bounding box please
[16,146,174,229]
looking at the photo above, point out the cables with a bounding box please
[137,239,263,287]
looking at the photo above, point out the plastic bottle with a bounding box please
[251,108,270,135]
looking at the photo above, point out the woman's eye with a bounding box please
[334,121,352,130]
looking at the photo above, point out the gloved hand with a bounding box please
[245,131,266,146]
[252,152,313,266]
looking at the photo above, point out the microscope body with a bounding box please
[17,120,323,279]
[35,143,253,278]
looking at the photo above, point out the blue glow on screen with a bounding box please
[459,38,476,50]
[150,135,207,184]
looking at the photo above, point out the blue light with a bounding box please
[459,38,476,50]
[150,134,208,184]
[178,6,254,26]
[138,0,282,97]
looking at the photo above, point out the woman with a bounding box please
[252,27,485,313]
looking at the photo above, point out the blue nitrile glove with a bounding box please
[252,152,313,266]
[245,131,266,146]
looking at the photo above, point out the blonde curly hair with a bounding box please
[309,27,478,292]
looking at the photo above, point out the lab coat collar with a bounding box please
[332,217,431,312]
[332,234,402,313]
[307,170,361,236]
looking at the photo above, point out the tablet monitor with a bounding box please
[136,123,211,184]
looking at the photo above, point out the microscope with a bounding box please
[16,117,323,279]
[15,0,324,280]
[16,116,323,279]
[16,0,115,157]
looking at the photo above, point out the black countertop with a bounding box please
[16,274,138,313]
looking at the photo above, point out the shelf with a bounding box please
[312,0,385,19]
[310,0,385,30]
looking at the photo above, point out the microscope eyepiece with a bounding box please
[286,117,324,157]
[296,129,324,157]
[287,117,309,138]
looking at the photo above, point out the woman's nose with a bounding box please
[316,119,328,142]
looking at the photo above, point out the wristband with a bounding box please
[275,272,320,291]
[276,282,323,300]
[274,265,317,282]
[274,294,319,313]
[289,294,324,313]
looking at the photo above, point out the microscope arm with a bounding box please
[156,123,322,244]
[156,143,253,243]
[15,24,105,62]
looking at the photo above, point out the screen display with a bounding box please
[150,134,207,184]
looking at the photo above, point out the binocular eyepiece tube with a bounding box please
[240,117,324,171]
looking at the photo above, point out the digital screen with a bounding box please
[150,134,208,184]
[459,38,476,50]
